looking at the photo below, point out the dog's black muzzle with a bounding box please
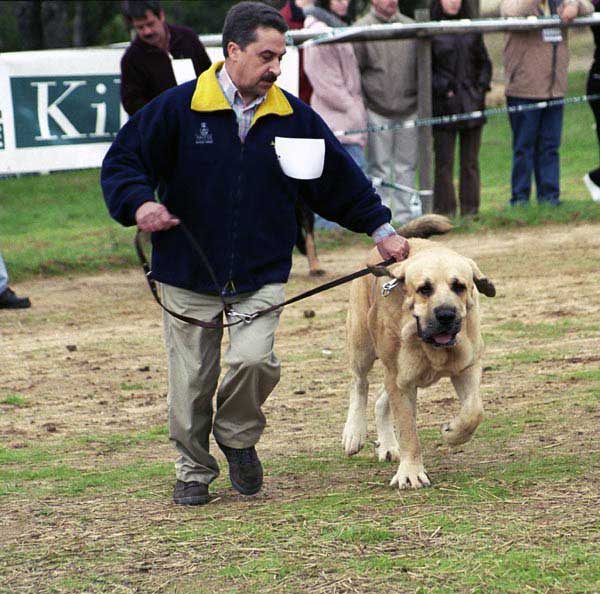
[415,306,462,348]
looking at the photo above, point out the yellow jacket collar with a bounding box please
[190,61,294,125]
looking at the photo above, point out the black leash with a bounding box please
[135,230,395,329]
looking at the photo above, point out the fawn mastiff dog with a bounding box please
[342,216,496,489]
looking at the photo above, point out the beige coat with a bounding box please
[353,9,418,117]
[501,0,593,98]
[303,15,367,146]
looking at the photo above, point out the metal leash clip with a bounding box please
[226,308,258,324]
[381,278,400,297]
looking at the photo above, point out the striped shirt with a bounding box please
[216,64,267,142]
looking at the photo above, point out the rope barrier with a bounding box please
[334,93,600,138]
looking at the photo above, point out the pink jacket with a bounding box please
[303,16,367,147]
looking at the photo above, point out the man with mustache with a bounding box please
[120,0,211,116]
[102,1,409,506]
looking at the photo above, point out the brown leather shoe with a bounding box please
[173,480,210,505]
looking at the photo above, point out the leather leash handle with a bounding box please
[134,231,245,328]
[248,256,396,320]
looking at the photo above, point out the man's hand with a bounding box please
[135,202,180,232]
[558,1,578,22]
[376,233,410,262]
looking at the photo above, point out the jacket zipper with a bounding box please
[223,126,244,296]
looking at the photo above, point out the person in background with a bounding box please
[354,0,418,224]
[583,0,600,202]
[303,0,367,171]
[500,0,593,207]
[101,1,408,506]
[279,0,325,272]
[120,0,211,116]
[0,251,31,310]
[430,0,492,218]
[280,0,313,104]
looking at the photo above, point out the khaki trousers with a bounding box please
[162,283,284,485]
[366,107,418,224]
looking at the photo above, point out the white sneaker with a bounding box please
[583,173,600,203]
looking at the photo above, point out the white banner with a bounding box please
[0,45,299,176]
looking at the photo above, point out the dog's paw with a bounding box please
[390,461,431,490]
[342,418,367,456]
[441,420,476,447]
[375,440,401,463]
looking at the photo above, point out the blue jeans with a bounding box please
[507,96,563,205]
[0,251,8,294]
[344,143,367,173]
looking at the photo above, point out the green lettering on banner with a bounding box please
[11,75,122,148]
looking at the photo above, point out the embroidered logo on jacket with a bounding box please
[195,122,214,145]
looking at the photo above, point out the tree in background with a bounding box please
[2,0,124,50]
[13,1,43,49]
[0,0,430,52]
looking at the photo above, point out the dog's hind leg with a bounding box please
[442,364,484,446]
[374,388,401,462]
[342,346,375,456]
[343,291,376,456]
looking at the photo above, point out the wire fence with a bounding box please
[334,93,600,137]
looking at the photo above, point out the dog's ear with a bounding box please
[467,259,496,298]
[475,277,496,298]
[389,261,407,284]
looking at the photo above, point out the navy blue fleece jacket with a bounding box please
[101,61,391,295]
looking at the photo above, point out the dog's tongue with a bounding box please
[433,334,454,345]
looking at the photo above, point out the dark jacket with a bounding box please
[101,62,390,296]
[592,1,600,68]
[120,22,211,116]
[431,28,492,131]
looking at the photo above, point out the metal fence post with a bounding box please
[415,8,433,214]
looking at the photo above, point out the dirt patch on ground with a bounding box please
[2,223,598,445]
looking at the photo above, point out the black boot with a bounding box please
[173,480,210,505]
[217,442,263,496]
[0,287,31,309]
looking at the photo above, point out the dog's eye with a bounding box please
[417,283,433,296]
[452,280,467,294]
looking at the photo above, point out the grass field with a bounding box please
[1,40,600,594]
[1,65,599,282]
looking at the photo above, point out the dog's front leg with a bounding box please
[442,363,484,446]
[387,379,431,489]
